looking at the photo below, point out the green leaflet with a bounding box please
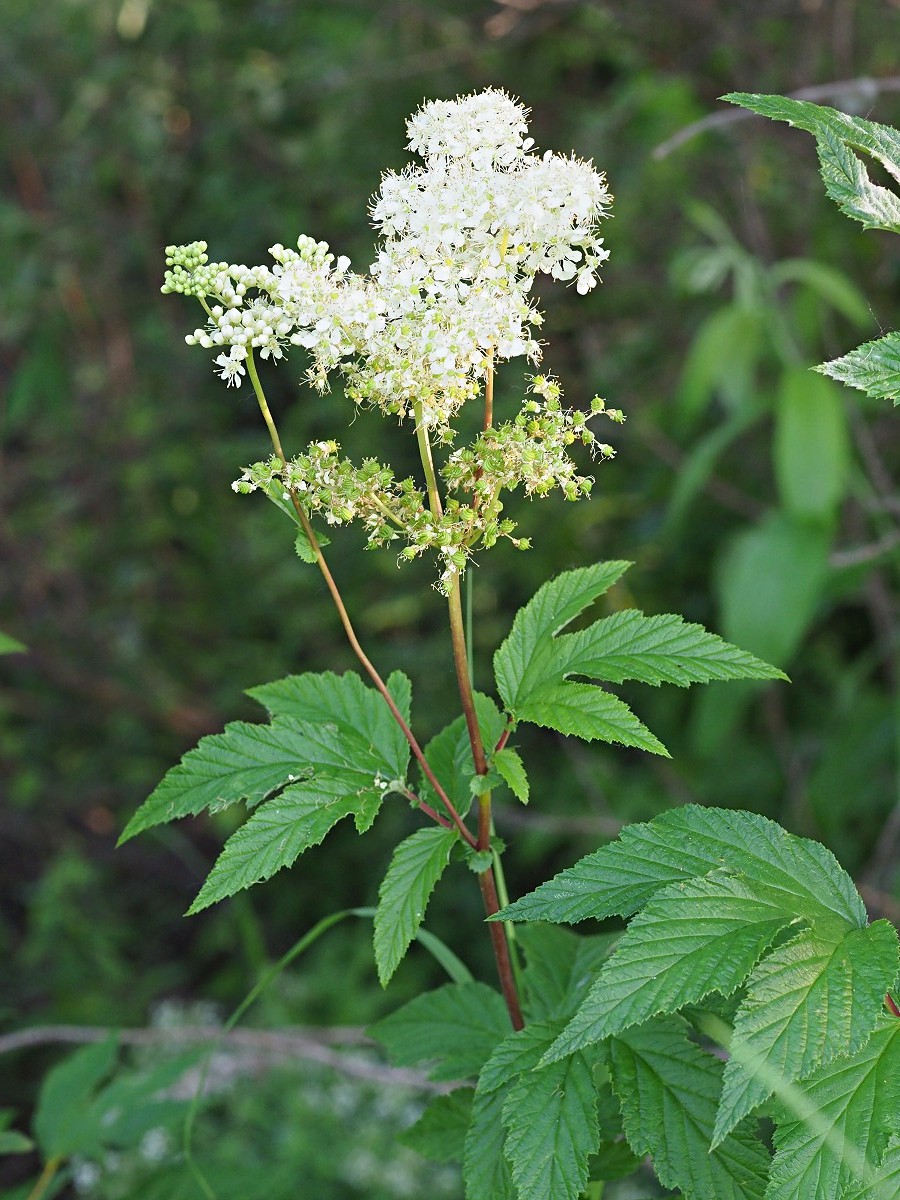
[715,921,900,1144]
[370,982,510,1082]
[121,671,411,843]
[517,924,618,1023]
[186,769,382,913]
[419,692,506,818]
[373,826,457,986]
[818,332,900,404]
[543,871,799,1062]
[774,368,850,523]
[34,1037,119,1159]
[497,806,866,928]
[502,1047,603,1200]
[723,94,900,234]
[494,563,782,754]
[478,1020,567,1095]
[0,631,26,654]
[843,1135,900,1200]
[494,561,631,708]
[399,1088,473,1164]
[0,1131,33,1155]
[765,1018,900,1200]
[610,1017,770,1200]
[491,747,529,804]
[464,1088,517,1200]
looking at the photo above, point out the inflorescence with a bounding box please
[163,89,621,590]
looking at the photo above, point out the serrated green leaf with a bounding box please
[610,1016,769,1200]
[723,93,900,233]
[0,631,26,655]
[492,747,529,803]
[419,693,505,818]
[765,1018,900,1200]
[774,368,850,522]
[518,924,617,1022]
[373,826,457,986]
[518,681,669,756]
[498,806,866,929]
[464,1087,517,1200]
[844,1134,900,1200]
[246,670,412,779]
[0,1131,34,1155]
[494,562,632,711]
[478,1020,566,1094]
[818,332,900,404]
[715,920,900,1144]
[187,769,379,912]
[555,609,787,688]
[370,982,511,1082]
[502,1047,603,1200]
[545,872,798,1062]
[399,1088,473,1163]
[34,1038,119,1159]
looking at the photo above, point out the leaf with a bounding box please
[717,511,830,666]
[610,1016,770,1200]
[818,332,900,405]
[478,1020,566,1095]
[399,1088,473,1163]
[497,805,866,929]
[0,1131,34,1155]
[843,1135,900,1200]
[464,1087,517,1200]
[502,1047,603,1200]
[715,920,900,1144]
[518,924,618,1022]
[34,1038,119,1159]
[246,669,412,780]
[774,368,850,522]
[676,304,764,426]
[544,871,798,1061]
[369,982,511,1082]
[554,609,787,688]
[494,561,631,710]
[0,631,26,655]
[492,747,529,804]
[373,826,457,986]
[516,681,669,756]
[723,94,900,233]
[769,258,872,328]
[419,693,506,817]
[765,1018,900,1200]
[186,769,381,912]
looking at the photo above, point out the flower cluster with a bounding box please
[164,90,619,589]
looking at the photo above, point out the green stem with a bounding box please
[247,354,476,850]
[25,1157,62,1200]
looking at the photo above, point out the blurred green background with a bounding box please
[2,0,900,1195]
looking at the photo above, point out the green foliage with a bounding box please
[820,333,900,404]
[0,630,26,654]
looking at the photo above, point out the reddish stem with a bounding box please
[478,869,524,1030]
[886,993,900,1018]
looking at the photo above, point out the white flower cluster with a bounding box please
[165,88,612,432]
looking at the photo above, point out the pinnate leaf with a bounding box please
[715,920,900,1144]
[502,1046,603,1200]
[544,871,798,1062]
[610,1016,769,1200]
[818,332,900,405]
[373,826,457,986]
[498,806,866,929]
[370,982,510,1082]
[186,769,380,912]
[765,1018,900,1200]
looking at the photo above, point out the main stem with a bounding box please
[414,400,523,1030]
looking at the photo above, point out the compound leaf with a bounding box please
[715,920,900,1143]
[370,982,510,1082]
[373,826,457,986]
[610,1016,769,1200]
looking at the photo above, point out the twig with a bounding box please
[0,1024,451,1092]
[653,75,900,160]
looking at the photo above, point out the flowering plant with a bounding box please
[120,91,899,1200]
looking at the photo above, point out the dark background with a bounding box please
[2,1,899,1196]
